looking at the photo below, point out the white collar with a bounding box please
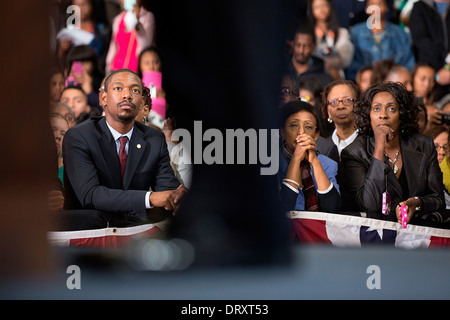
[332,128,358,145]
[105,120,134,141]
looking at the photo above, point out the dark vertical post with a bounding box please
[144,0,294,266]
[0,0,54,278]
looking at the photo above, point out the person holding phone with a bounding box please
[66,45,104,114]
[340,82,445,226]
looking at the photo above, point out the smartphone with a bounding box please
[65,76,78,87]
[401,206,408,229]
[72,61,83,76]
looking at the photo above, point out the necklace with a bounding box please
[385,151,400,174]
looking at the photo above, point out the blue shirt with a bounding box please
[346,21,415,81]
[278,153,340,211]
[435,2,448,17]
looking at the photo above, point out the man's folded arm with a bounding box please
[63,129,148,213]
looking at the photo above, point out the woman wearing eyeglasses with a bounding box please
[279,100,341,215]
[427,126,450,209]
[321,80,360,157]
[340,82,444,225]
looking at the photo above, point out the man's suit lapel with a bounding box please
[98,117,122,188]
[123,124,148,189]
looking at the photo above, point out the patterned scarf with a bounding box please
[281,146,319,211]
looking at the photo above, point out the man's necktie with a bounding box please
[119,136,128,181]
[300,159,318,211]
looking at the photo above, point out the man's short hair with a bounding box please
[61,85,88,101]
[103,69,143,93]
[293,23,316,44]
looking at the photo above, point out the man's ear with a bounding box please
[143,104,150,117]
[100,90,108,107]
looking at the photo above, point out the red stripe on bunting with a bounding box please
[290,218,332,244]
[429,235,450,248]
[69,226,162,248]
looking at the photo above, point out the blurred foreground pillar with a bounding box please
[144,0,295,266]
[0,1,53,279]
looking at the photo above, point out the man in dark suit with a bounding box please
[63,69,187,221]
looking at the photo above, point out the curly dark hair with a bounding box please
[353,81,419,137]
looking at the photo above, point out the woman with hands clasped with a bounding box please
[340,82,444,225]
[279,100,341,213]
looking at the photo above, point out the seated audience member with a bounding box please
[371,59,412,91]
[50,102,76,128]
[47,115,65,212]
[62,69,188,220]
[307,0,354,80]
[65,45,104,114]
[427,95,450,134]
[135,86,151,125]
[50,66,65,105]
[346,0,415,81]
[355,64,374,93]
[411,62,438,132]
[321,80,360,157]
[163,117,193,189]
[280,73,299,106]
[138,46,167,130]
[287,24,334,88]
[409,0,450,100]
[427,126,450,165]
[298,77,334,137]
[412,62,437,107]
[416,98,428,135]
[437,127,450,209]
[70,0,109,70]
[298,77,339,162]
[49,113,69,186]
[298,77,322,107]
[278,100,341,213]
[60,85,100,124]
[134,86,191,188]
[138,46,162,77]
[340,82,444,225]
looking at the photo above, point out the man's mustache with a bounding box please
[118,101,136,109]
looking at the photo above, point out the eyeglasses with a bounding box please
[286,123,316,134]
[435,143,449,153]
[327,98,355,107]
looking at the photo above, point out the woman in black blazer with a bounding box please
[340,82,445,225]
